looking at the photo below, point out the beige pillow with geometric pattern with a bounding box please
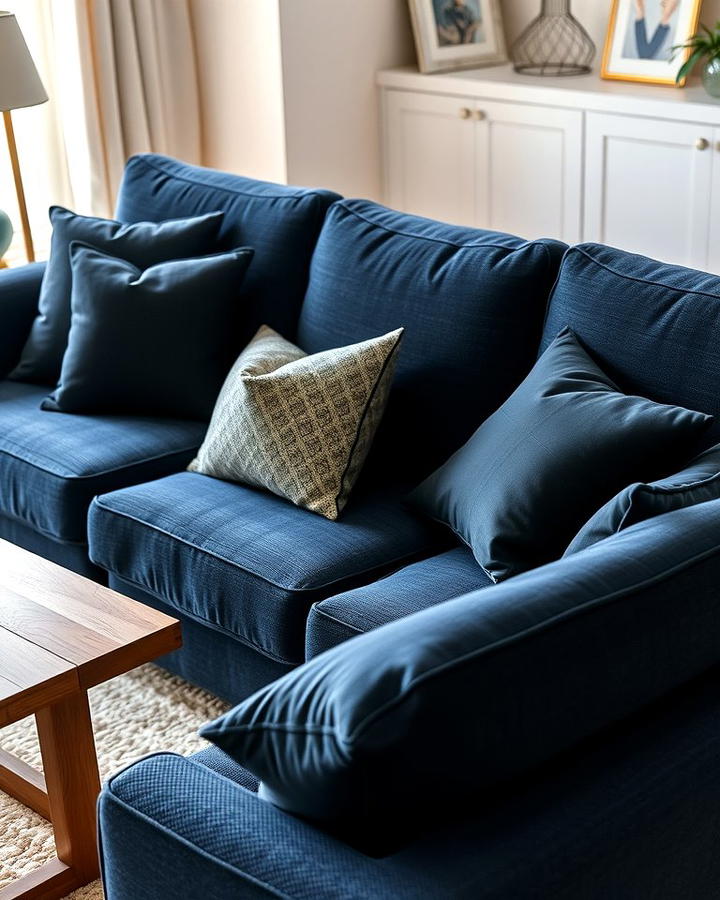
[188,325,404,519]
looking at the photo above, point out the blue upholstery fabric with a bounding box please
[0,262,45,378]
[202,498,720,836]
[0,381,206,543]
[191,746,259,793]
[100,666,720,899]
[43,244,253,419]
[88,472,443,665]
[411,328,711,581]
[542,243,720,445]
[306,546,489,658]
[0,513,104,580]
[297,200,566,480]
[115,154,341,343]
[11,207,225,385]
[566,441,720,556]
[109,575,294,703]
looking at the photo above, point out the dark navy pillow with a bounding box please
[42,242,253,420]
[410,328,712,582]
[565,443,720,556]
[541,243,720,444]
[11,205,224,385]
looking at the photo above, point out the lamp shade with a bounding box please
[0,11,47,111]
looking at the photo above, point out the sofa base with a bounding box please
[108,575,295,703]
[0,513,105,581]
[99,666,720,899]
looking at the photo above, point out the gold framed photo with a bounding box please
[601,0,703,86]
[408,0,507,75]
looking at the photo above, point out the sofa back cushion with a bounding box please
[542,243,720,444]
[116,154,341,343]
[296,200,566,481]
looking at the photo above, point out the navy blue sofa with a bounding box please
[2,154,720,897]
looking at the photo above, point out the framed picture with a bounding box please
[601,0,702,85]
[408,0,507,75]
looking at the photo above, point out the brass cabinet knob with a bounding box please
[473,109,486,121]
[459,107,472,119]
[696,137,710,151]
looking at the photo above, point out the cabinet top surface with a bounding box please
[378,64,720,124]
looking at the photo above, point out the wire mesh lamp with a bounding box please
[511,0,595,76]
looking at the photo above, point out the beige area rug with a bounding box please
[0,664,229,899]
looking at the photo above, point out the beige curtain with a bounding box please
[73,0,202,217]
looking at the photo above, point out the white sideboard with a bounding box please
[378,65,720,271]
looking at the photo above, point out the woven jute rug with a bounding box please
[0,664,229,898]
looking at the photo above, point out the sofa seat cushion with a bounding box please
[306,546,491,658]
[542,243,720,445]
[87,472,443,665]
[0,380,206,544]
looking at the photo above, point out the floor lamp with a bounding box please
[0,11,48,263]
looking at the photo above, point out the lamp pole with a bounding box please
[3,109,34,262]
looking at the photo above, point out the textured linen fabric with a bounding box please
[189,325,403,519]
[11,206,224,385]
[200,497,720,837]
[108,575,293,702]
[42,244,253,420]
[0,381,206,545]
[566,442,720,556]
[411,328,711,582]
[115,154,341,343]
[297,199,566,481]
[0,513,105,581]
[541,242,720,445]
[306,545,491,658]
[87,471,443,666]
[0,262,46,378]
[100,668,720,899]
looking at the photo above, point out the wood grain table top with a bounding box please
[0,539,181,728]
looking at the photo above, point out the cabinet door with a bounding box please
[384,90,476,227]
[585,112,713,270]
[475,101,583,243]
[706,127,720,274]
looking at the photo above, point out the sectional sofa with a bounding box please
[2,154,720,897]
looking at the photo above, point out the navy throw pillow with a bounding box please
[410,328,712,582]
[42,243,253,420]
[11,205,224,385]
[565,442,720,556]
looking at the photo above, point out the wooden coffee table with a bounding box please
[0,540,181,900]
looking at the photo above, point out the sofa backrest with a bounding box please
[296,199,566,481]
[542,243,720,444]
[116,154,341,344]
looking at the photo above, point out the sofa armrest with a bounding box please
[0,262,44,377]
[201,498,720,833]
[98,752,436,900]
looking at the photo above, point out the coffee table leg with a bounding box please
[35,690,101,885]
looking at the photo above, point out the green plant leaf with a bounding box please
[676,47,706,83]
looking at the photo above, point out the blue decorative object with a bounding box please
[0,207,12,260]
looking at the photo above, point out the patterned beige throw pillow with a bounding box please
[188,325,404,519]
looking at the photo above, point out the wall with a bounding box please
[191,0,720,191]
[278,0,414,198]
[190,0,287,181]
